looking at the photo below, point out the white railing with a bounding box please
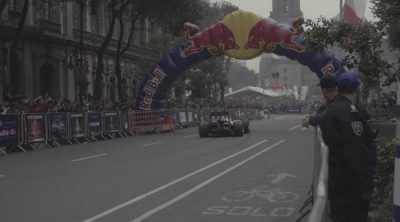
[308,128,329,222]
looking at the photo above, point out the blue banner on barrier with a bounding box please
[47,113,67,141]
[396,145,400,158]
[395,205,400,222]
[104,112,119,133]
[87,112,102,136]
[26,114,46,143]
[172,112,179,125]
[287,105,302,113]
[0,114,20,147]
[70,113,85,138]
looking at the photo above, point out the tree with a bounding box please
[227,62,257,90]
[183,1,238,103]
[9,0,29,93]
[372,0,400,50]
[0,0,8,20]
[93,0,121,100]
[304,17,394,91]
[97,0,206,100]
[114,2,140,100]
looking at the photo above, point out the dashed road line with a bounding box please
[71,153,108,162]
[142,142,163,147]
[129,140,285,222]
[82,139,268,222]
[289,125,302,131]
[301,127,308,131]
[0,175,4,178]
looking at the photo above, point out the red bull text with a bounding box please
[140,66,167,110]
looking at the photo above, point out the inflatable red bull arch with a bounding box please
[136,10,344,110]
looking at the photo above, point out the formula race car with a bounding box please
[199,111,249,137]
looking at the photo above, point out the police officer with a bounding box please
[323,72,377,222]
[303,74,337,128]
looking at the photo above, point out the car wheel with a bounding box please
[243,120,250,134]
[199,122,209,138]
[232,121,243,137]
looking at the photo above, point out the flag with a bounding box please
[344,0,367,24]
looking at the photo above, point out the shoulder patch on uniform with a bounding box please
[351,121,363,136]
[350,104,359,112]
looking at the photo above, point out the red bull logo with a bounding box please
[321,63,335,75]
[244,18,305,53]
[180,11,305,59]
[181,22,240,57]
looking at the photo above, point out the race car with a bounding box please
[199,110,249,137]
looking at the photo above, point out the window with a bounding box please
[283,0,289,12]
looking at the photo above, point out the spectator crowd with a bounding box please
[1,91,132,114]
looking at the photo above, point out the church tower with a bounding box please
[258,0,319,95]
[270,0,303,24]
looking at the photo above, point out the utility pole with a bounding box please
[339,0,343,20]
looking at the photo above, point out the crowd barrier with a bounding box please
[0,108,263,155]
[128,110,174,134]
[0,111,132,154]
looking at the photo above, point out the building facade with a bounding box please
[259,0,319,95]
[0,0,159,102]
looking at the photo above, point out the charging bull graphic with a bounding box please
[181,22,240,57]
[245,18,305,53]
[136,10,344,110]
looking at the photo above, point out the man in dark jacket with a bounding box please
[323,72,377,222]
[303,74,337,128]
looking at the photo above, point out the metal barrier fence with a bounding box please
[0,111,133,154]
[308,128,329,222]
[0,108,263,154]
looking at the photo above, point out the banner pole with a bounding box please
[394,81,400,222]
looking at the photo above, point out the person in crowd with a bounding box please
[322,72,377,222]
[303,74,338,128]
[31,96,46,113]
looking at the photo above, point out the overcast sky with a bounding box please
[209,0,377,72]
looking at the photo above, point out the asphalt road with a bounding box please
[0,114,314,222]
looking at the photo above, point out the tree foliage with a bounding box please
[227,62,257,90]
[94,0,208,100]
[181,1,238,102]
[0,0,8,20]
[372,0,400,50]
[304,17,394,88]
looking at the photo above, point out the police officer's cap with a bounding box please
[337,71,360,91]
[318,74,337,88]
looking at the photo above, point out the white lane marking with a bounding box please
[130,140,285,222]
[183,134,197,138]
[301,127,308,131]
[82,139,268,222]
[0,175,4,178]
[289,125,301,131]
[142,142,163,147]
[275,116,284,120]
[71,153,108,162]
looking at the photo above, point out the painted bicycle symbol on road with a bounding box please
[222,186,298,203]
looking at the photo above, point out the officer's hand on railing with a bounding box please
[303,116,311,128]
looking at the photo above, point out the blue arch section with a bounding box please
[136,19,344,110]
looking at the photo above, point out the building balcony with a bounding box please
[39,19,61,34]
[72,28,159,59]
